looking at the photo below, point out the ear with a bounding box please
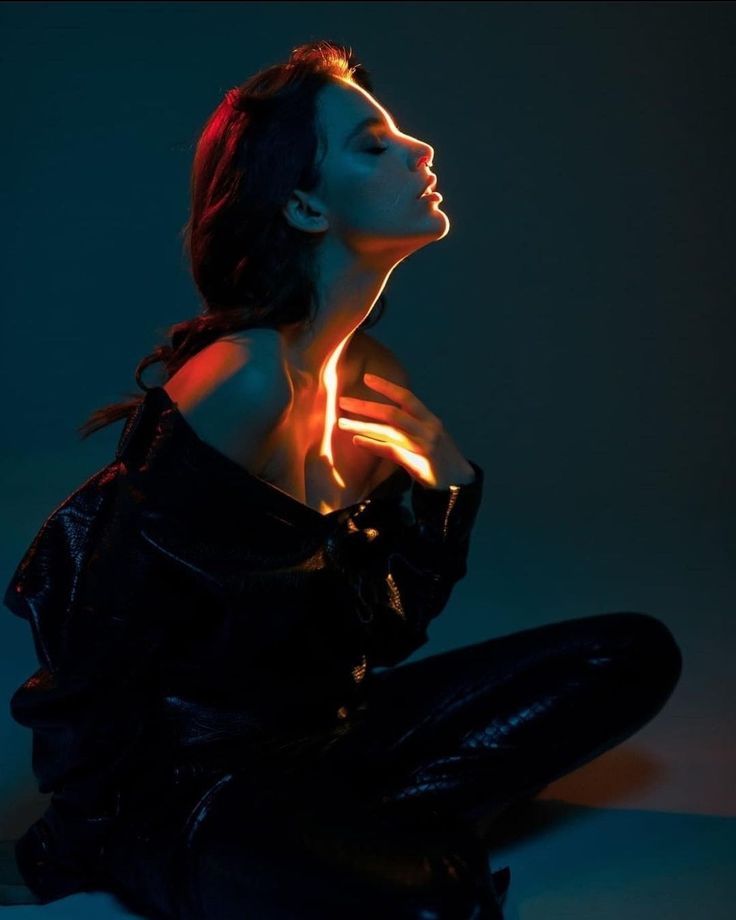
[282,189,328,234]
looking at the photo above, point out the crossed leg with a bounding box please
[184,611,682,918]
[316,611,683,829]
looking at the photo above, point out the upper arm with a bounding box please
[173,331,292,472]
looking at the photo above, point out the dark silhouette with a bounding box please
[5,40,682,919]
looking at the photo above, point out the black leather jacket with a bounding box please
[5,384,484,904]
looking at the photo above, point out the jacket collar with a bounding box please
[116,385,412,532]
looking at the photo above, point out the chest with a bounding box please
[258,372,390,515]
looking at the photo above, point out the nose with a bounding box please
[418,148,434,169]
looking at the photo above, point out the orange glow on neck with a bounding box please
[315,333,438,513]
[318,334,350,490]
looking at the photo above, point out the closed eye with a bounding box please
[366,146,388,154]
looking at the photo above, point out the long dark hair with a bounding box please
[77,39,386,439]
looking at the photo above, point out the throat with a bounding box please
[266,331,395,513]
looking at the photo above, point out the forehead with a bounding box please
[316,78,397,136]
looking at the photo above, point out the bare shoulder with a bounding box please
[164,329,292,471]
[352,331,412,388]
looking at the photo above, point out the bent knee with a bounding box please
[595,611,683,698]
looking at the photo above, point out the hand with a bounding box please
[337,372,476,490]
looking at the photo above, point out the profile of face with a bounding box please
[283,77,449,261]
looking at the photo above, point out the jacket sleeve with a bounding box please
[4,466,180,901]
[324,458,484,668]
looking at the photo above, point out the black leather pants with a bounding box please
[100,611,682,919]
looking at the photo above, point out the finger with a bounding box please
[351,434,395,463]
[337,398,424,440]
[338,417,418,453]
[352,435,433,483]
[362,373,433,421]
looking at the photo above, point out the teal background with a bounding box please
[1,2,733,917]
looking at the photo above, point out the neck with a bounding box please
[278,237,404,391]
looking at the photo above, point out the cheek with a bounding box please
[328,159,414,230]
[330,174,384,225]
[345,173,409,222]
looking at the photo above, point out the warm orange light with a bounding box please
[316,333,438,514]
[337,417,435,485]
[318,335,349,490]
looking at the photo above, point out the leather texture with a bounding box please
[6,384,683,918]
[6,384,511,917]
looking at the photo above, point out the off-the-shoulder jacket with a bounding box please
[5,385,484,903]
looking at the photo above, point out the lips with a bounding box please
[417,175,438,198]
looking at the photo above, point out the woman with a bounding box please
[5,41,682,919]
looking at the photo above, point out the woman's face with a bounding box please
[289,77,449,257]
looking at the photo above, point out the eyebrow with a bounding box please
[344,116,389,146]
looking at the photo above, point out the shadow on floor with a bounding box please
[0,798,732,919]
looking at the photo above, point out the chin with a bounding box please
[419,209,451,240]
[434,212,451,238]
